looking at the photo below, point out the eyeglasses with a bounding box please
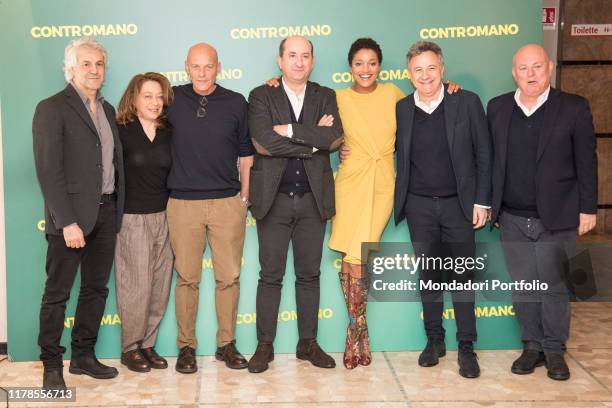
[197,96,208,118]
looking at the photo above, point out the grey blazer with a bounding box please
[32,84,125,235]
[248,80,343,220]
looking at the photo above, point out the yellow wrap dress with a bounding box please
[329,82,405,264]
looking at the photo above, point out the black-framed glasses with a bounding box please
[197,96,208,118]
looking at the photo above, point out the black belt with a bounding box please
[280,191,309,198]
[99,193,117,204]
[410,192,457,199]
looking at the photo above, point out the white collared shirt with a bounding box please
[514,86,550,117]
[414,84,445,114]
[282,78,306,138]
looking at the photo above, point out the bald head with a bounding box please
[512,44,550,67]
[279,36,314,57]
[187,43,218,64]
[511,43,554,101]
[277,36,315,87]
[185,42,220,96]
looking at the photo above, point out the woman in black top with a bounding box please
[115,72,174,372]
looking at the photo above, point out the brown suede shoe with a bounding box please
[215,342,248,369]
[248,342,274,373]
[120,349,151,373]
[296,339,336,368]
[141,347,168,369]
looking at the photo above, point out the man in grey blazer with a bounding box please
[247,35,343,373]
[32,37,124,388]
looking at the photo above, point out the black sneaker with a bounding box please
[69,355,118,379]
[457,341,480,378]
[43,367,66,389]
[418,340,446,367]
[511,349,545,375]
[545,352,570,381]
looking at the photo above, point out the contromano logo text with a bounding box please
[332,68,410,84]
[31,23,138,38]
[230,24,332,39]
[237,308,334,325]
[161,69,243,84]
[419,305,515,321]
[65,314,121,328]
[420,24,520,39]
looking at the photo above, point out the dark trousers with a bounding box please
[38,201,117,368]
[404,193,477,342]
[255,192,326,343]
[499,211,575,353]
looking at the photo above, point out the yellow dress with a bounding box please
[329,82,405,264]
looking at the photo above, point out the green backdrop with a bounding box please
[0,0,541,361]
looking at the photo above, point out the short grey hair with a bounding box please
[63,37,107,82]
[406,41,444,65]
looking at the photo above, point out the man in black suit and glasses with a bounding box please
[33,37,125,388]
[489,44,597,381]
[247,35,343,373]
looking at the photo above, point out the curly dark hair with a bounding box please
[348,38,383,66]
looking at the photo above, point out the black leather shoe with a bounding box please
[511,349,545,375]
[545,352,570,381]
[248,342,274,373]
[418,340,446,367]
[215,342,248,369]
[176,346,197,374]
[69,355,118,379]
[296,339,336,368]
[121,349,151,373]
[43,368,66,389]
[141,347,168,369]
[457,341,480,378]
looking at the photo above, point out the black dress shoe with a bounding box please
[248,342,274,373]
[457,341,480,378]
[511,349,545,375]
[418,339,446,367]
[176,346,197,374]
[43,368,66,389]
[69,355,118,379]
[121,349,151,373]
[141,347,168,369]
[215,342,248,369]
[545,352,570,381]
[296,339,336,368]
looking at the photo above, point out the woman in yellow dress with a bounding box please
[329,38,404,369]
[330,39,459,369]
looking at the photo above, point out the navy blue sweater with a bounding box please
[167,84,254,199]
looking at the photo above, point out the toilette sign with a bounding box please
[571,24,612,36]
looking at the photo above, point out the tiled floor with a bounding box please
[1,302,611,407]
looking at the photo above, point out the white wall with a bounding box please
[542,0,561,86]
[0,101,6,345]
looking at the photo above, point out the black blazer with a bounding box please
[394,86,492,224]
[33,84,125,236]
[488,88,597,230]
[248,80,343,220]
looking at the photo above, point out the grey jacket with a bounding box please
[32,84,125,235]
[248,80,343,220]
